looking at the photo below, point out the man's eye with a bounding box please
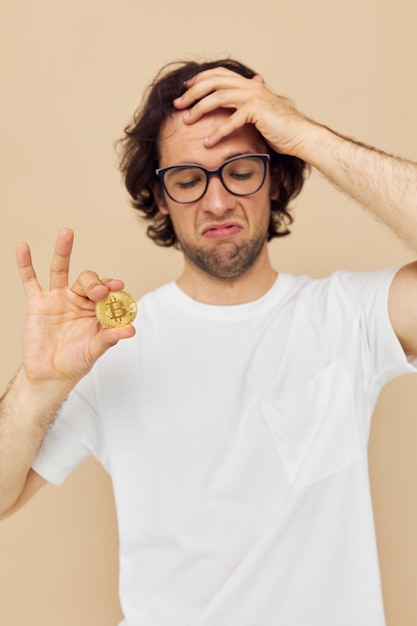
[177,177,201,189]
[167,168,204,190]
[229,170,253,180]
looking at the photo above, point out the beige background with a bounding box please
[1,0,417,624]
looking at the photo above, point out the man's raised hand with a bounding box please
[173,67,315,159]
[16,228,135,392]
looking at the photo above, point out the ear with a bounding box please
[151,182,170,215]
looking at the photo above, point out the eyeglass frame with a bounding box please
[155,153,271,204]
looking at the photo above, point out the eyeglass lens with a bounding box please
[162,156,267,203]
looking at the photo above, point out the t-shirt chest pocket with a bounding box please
[260,360,362,489]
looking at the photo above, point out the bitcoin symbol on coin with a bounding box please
[107,295,126,323]
[95,290,137,328]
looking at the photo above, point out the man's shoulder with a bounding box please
[284,267,399,295]
[277,267,400,319]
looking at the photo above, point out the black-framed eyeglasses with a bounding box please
[155,153,270,204]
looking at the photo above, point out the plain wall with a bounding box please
[1,1,417,624]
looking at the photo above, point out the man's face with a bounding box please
[155,109,277,280]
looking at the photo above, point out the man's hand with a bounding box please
[16,228,135,392]
[173,66,315,158]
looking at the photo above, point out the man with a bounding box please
[1,58,417,625]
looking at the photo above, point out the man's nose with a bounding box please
[200,175,235,215]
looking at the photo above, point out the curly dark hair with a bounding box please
[118,58,309,248]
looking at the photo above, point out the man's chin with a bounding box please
[186,244,263,280]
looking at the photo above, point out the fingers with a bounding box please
[16,241,41,298]
[16,229,74,296]
[173,69,267,147]
[175,72,251,118]
[177,66,251,101]
[95,323,136,353]
[252,74,264,84]
[174,68,262,109]
[17,229,126,306]
[203,108,251,148]
[182,89,243,122]
[49,228,74,290]
[71,272,125,301]
[50,229,126,301]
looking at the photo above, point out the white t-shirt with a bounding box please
[32,269,416,626]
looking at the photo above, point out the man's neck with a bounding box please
[176,252,278,305]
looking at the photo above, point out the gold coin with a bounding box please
[95,290,137,328]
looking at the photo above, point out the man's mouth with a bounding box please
[201,222,243,240]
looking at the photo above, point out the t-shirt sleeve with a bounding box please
[324,267,417,443]
[31,375,102,486]
[340,266,417,387]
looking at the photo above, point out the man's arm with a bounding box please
[175,67,417,354]
[0,229,135,519]
[297,125,417,251]
[294,123,417,355]
[0,368,57,520]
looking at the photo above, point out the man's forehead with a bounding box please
[160,108,231,140]
[158,109,266,165]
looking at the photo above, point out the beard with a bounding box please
[177,228,269,280]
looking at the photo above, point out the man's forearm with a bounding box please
[0,367,66,517]
[300,123,417,250]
